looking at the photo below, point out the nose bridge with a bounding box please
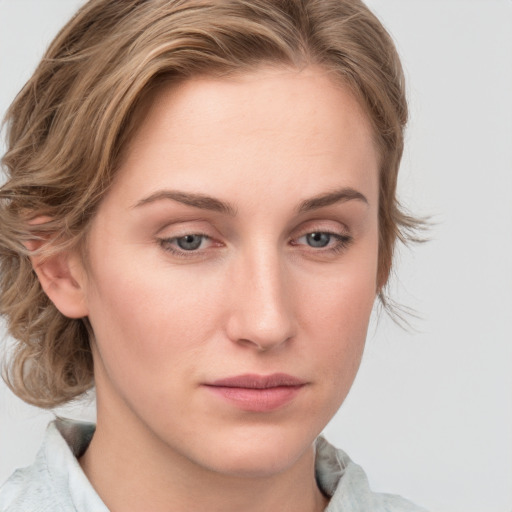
[227,242,294,350]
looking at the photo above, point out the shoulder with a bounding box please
[0,419,105,512]
[0,453,67,512]
[315,437,428,512]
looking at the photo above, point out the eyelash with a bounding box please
[158,230,353,259]
[291,231,353,255]
[158,233,214,259]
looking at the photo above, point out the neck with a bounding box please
[80,398,329,512]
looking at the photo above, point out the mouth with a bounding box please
[203,373,306,412]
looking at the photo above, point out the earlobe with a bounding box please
[27,239,89,319]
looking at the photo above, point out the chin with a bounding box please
[176,425,319,478]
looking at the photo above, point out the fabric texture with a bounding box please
[0,419,426,512]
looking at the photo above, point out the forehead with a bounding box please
[110,66,379,210]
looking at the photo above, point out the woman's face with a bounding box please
[78,66,380,476]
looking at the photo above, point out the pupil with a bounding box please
[177,234,202,250]
[307,232,330,248]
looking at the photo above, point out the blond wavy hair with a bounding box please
[0,0,418,408]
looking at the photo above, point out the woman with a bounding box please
[0,0,425,510]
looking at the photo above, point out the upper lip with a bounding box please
[205,373,306,389]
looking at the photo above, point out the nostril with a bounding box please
[236,334,293,352]
[235,335,292,352]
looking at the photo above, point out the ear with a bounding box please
[25,238,89,320]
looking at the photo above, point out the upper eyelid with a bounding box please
[155,221,219,239]
[155,217,351,240]
[292,221,351,238]
[157,225,350,240]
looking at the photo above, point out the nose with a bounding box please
[225,248,295,352]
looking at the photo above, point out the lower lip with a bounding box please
[204,385,304,412]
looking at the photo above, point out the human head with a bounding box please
[0,0,414,407]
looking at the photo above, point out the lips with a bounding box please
[208,373,305,389]
[203,373,306,412]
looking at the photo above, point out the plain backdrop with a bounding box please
[0,1,511,511]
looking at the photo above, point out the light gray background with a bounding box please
[1,1,511,511]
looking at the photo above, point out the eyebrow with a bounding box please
[132,186,367,215]
[133,190,237,216]
[297,187,368,213]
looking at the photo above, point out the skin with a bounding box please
[36,66,380,512]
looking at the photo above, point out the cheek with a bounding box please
[307,284,373,377]
[295,246,378,384]
[84,248,223,383]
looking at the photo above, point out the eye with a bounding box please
[175,234,205,251]
[292,230,353,254]
[304,232,331,248]
[159,233,212,256]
